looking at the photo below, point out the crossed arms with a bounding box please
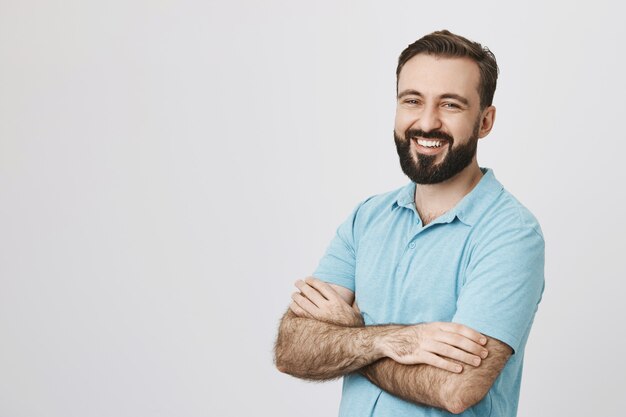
[274,277,512,415]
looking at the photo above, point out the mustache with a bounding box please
[405,129,454,143]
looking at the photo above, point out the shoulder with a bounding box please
[474,188,544,242]
[461,187,546,310]
[464,185,545,277]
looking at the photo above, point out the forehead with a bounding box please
[398,54,481,102]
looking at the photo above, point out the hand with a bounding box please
[290,277,364,327]
[381,322,489,373]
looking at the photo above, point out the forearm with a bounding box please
[361,337,511,414]
[274,310,389,381]
[361,359,449,410]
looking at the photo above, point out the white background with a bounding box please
[1,1,625,416]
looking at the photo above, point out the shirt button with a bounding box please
[409,242,416,249]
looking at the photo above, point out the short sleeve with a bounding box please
[452,226,545,354]
[312,200,368,292]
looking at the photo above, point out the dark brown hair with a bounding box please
[397,30,499,109]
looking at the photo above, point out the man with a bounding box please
[274,30,544,417]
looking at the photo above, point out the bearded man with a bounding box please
[274,30,544,417]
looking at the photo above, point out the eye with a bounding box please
[442,102,461,109]
[403,98,421,106]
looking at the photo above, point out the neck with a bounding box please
[414,161,483,225]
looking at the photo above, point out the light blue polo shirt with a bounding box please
[313,168,545,417]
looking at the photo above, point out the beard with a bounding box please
[394,121,480,185]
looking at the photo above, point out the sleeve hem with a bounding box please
[451,317,521,354]
[312,273,355,292]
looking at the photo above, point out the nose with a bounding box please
[413,105,442,133]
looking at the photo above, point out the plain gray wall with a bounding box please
[1,0,624,416]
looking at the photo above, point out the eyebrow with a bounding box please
[397,89,470,106]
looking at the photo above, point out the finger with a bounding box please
[420,352,463,373]
[295,280,326,307]
[289,301,313,318]
[305,277,340,301]
[438,322,487,345]
[291,291,320,315]
[436,330,488,358]
[430,341,482,367]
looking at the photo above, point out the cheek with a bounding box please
[394,109,414,132]
[446,118,474,140]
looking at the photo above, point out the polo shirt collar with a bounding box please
[393,168,504,226]
[395,182,417,209]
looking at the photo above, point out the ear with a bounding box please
[478,106,496,139]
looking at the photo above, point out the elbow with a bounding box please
[445,399,471,415]
[274,348,317,380]
[275,362,289,374]
[274,316,297,375]
[274,352,293,375]
[444,395,483,415]
[274,355,285,374]
[273,343,292,375]
[273,338,303,377]
[442,380,490,415]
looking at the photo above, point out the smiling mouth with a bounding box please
[413,137,449,148]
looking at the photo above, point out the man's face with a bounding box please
[394,54,488,184]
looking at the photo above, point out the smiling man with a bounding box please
[274,30,544,417]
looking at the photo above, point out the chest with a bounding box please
[354,212,473,325]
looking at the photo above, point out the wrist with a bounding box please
[367,325,401,359]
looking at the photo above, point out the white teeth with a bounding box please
[416,139,444,148]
